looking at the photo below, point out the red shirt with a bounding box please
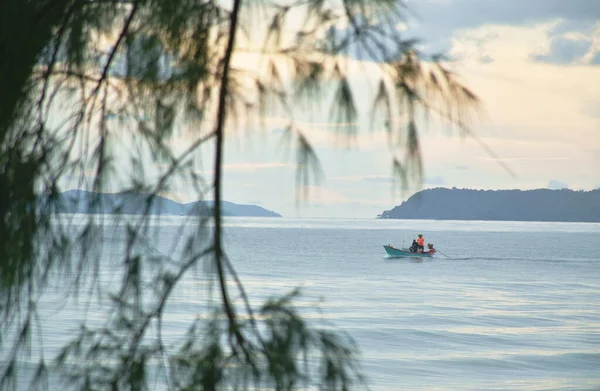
[417,237,424,246]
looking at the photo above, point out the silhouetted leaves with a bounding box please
[0,0,481,390]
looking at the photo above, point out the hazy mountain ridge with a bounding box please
[379,188,600,222]
[43,190,282,217]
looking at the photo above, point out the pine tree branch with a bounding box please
[212,0,250,356]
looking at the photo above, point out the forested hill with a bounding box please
[42,190,282,217]
[378,188,600,222]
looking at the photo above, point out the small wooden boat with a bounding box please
[383,244,436,258]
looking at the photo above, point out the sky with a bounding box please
[200,0,600,218]
[66,0,600,218]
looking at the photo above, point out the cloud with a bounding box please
[191,162,293,177]
[154,5,600,218]
[477,157,570,162]
[442,23,600,149]
[404,0,600,55]
[296,185,350,204]
[547,19,599,36]
[582,101,600,118]
[423,175,445,185]
[547,179,569,189]
[479,55,494,64]
[537,20,600,65]
[332,175,398,183]
[294,185,392,210]
[223,163,292,172]
[447,20,597,68]
[532,36,593,64]
[408,0,600,34]
[361,175,397,183]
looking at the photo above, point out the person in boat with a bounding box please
[409,239,418,253]
[416,234,425,252]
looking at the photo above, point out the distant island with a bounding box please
[42,190,282,217]
[378,187,600,222]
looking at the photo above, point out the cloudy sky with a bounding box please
[185,0,597,218]
[71,0,599,218]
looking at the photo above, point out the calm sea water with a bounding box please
[6,217,600,390]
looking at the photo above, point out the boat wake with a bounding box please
[382,254,593,263]
[438,256,592,263]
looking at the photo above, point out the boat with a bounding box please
[383,243,436,258]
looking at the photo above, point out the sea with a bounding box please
[4,216,600,390]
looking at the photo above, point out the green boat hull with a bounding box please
[383,245,436,258]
